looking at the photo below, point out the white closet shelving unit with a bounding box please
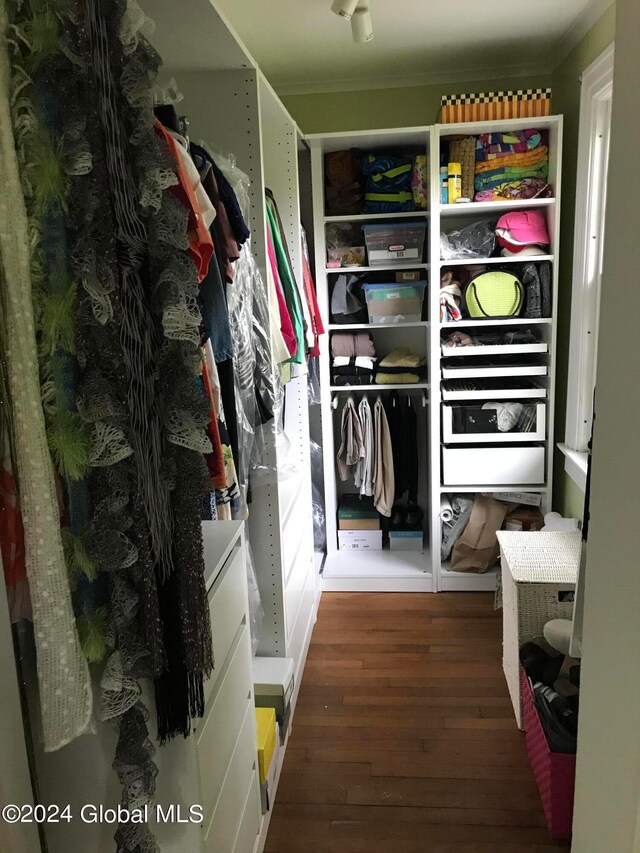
[308,128,434,592]
[309,116,562,593]
[150,0,319,690]
[431,116,562,592]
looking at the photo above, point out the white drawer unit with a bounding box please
[441,380,547,401]
[204,541,247,705]
[442,445,546,486]
[232,773,262,853]
[441,363,548,379]
[442,403,546,443]
[196,624,253,822]
[285,538,315,639]
[441,342,548,358]
[203,701,260,852]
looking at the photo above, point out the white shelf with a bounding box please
[442,383,547,401]
[442,364,548,379]
[330,383,429,392]
[439,484,548,493]
[440,198,556,216]
[325,211,430,222]
[438,563,499,591]
[440,255,554,267]
[440,318,552,328]
[326,263,429,273]
[441,343,548,358]
[322,549,434,592]
[328,321,428,330]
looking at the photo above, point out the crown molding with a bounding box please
[274,62,551,97]
[549,0,615,70]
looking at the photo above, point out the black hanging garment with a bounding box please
[384,392,418,503]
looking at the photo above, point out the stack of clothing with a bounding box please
[474,129,551,202]
[375,348,426,385]
[331,332,377,386]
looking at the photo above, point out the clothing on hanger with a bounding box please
[265,200,304,363]
[354,396,374,497]
[372,396,395,517]
[385,391,418,503]
[337,395,364,482]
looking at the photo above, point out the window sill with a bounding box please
[558,443,588,492]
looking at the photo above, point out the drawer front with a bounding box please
[285,539,314,639]
[203,701,259,852]
[442,403,546,443]
[197,624,253,821]
[442,445,545,486]
[287,566,315,680]
[205,542,246,705]
[283,512,307,586]
[231,771,261,853]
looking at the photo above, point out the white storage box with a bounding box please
[253,656,294,722]
[363,221,427,265]
[389,531,424,551]
[442,403,546,443]
[497,530,581,729]
[442,445,545,485]
[338,530,383,551]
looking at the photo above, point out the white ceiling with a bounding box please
[211,0,611,94]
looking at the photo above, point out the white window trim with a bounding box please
[560,43,614,491]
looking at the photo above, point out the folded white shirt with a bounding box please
[332,356,376,370]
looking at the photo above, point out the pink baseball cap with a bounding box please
[495,209,550,253]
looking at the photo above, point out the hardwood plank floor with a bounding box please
[265,592,568,852]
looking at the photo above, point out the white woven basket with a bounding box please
[497,531,581,728]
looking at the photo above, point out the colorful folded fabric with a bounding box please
[475,146,548,174]
[475,129,543,161]
[474,161,549,191]
[474,179,552,203]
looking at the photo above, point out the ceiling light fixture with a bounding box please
[351,2,374,43]
[330,0,359,21]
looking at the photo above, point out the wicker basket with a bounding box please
[497,530,581,729]
[449,136,476,201]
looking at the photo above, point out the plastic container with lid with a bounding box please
[362,281,426,324]
[362,221,427,265]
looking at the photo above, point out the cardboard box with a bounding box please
[253,656,294,721]
[338,530,383,551]
[395,270,421,283]
[389,530,424,551]
[503,506,545,532]
[367,296,422,324]
[439,88,552,124]
[338,495,378,521]
[338,518,380,531]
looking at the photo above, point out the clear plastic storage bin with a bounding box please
[363,281,426,324]
[363,221,427,265]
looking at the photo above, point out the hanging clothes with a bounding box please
[354,396,374,497]
[301,227,325,356]
[266,223,297,357]
[373,396,395,517]
[385,392,418,503]
[337,395,364,482]
[265,199,305,363]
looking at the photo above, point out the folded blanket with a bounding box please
[333,355,377,370]
[476,129,543,161]
[475,146,548,174]
[376,372,421,385]
[333,374,375,386]
[332,364,375,377]
[475,160,549,191]
[378,347,426,369]
[331,331,376,358]
[474,179,551,203]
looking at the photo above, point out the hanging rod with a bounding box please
[331,391,428,409]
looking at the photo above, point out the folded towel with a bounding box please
[475,146,548,174]
[333,374,375,386]
[331,332,376,358]
[476,129,543,161]
[332,355,376,368]
[379,348,426,369]
[375,372,421,385]
[474,160,549,191]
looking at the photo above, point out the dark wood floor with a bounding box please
[265,592,567,853]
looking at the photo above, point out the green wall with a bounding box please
[551,3,616,519]
[283,5,615,520]
[282,75,552,133]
